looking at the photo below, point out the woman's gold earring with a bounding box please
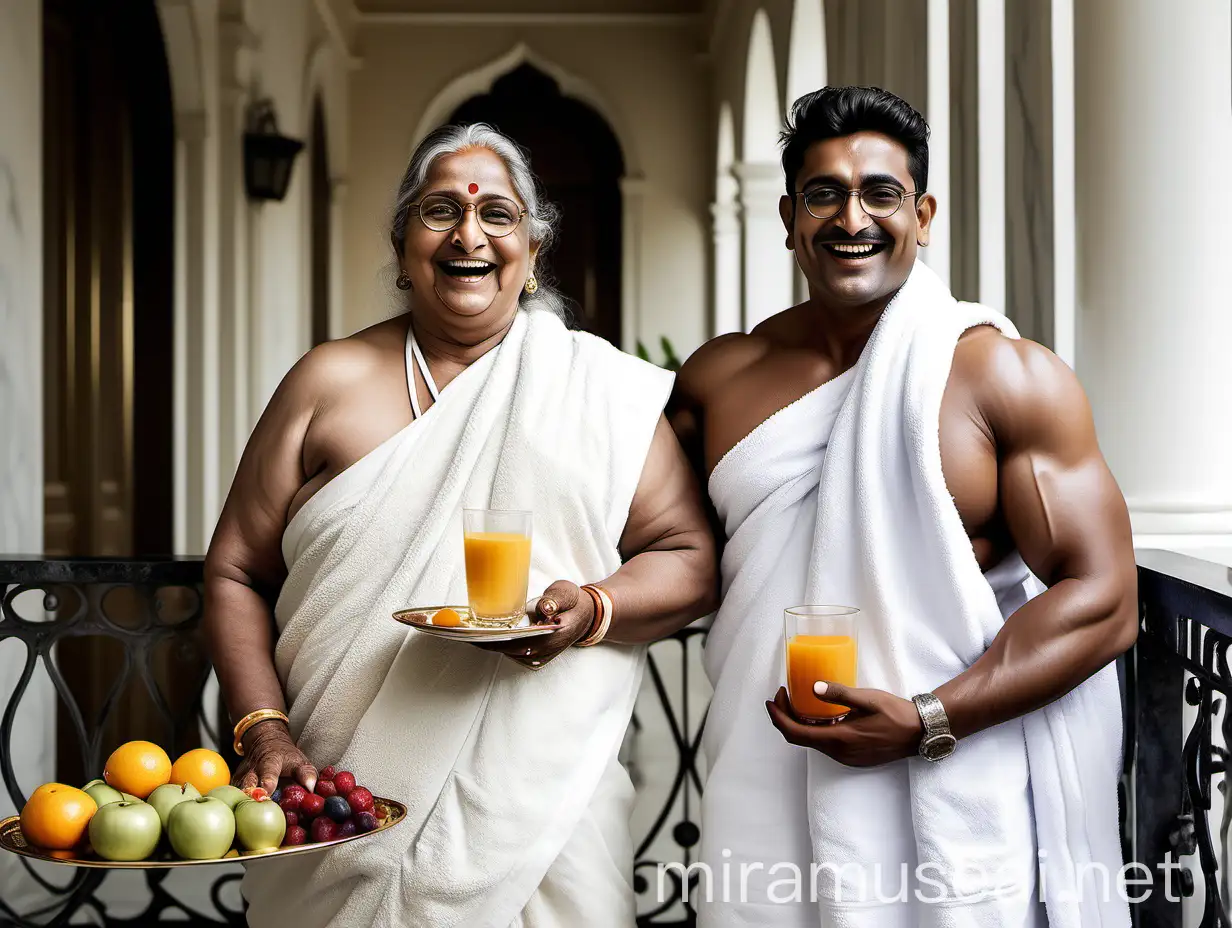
[396,272,412,291]
[523,274,538,295]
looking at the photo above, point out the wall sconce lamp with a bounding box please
[243,99,304,202]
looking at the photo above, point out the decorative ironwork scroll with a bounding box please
[631,625,708,927]
[1129,551,1232,928]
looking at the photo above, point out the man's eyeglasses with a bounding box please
[797,185,922,221]
[408,193,528,238]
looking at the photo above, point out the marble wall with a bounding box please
[0,0,56,911]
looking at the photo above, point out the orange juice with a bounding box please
[464,531,532,622]
[786,634,857,720]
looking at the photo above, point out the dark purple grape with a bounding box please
[354,811,378,834]
[336,819,357,839]
[324,795,351,823]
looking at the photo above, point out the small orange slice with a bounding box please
[432,608,463,627]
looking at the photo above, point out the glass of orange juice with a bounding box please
[463,509,533,628]
[784,605,859,723]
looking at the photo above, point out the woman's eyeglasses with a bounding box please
[408,193,528,238]
[797,185,922,221]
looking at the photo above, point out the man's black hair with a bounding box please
[779,86,930,197]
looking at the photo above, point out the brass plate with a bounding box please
[0,797,406,869]
[393,604,560,642]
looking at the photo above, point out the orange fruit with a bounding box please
[433,608,463,627]
[169,748,230,794]
[20,784,97,850]
[103,741,172,799]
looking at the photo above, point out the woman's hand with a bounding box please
[233,721,318,795]
[472,580,596,670]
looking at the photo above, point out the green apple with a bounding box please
[166,797,235,860]
[120,792,142,804]
[147,782,200,828]
[234,799,286,852]
[82,780,125,809]
[207,785,249,810]
[88,801,161,862]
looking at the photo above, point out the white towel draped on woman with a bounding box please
[702,262,1126,927]
[241,309,673,928]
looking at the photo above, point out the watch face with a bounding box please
[922,734,956,761]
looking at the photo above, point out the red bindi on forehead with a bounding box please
[468,183,479,194]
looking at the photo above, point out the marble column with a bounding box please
[0,0,54,910]
[710,198,742,336]
[735,161,794,330]
[620,175,647,352]
[1075,0,1232,547]
[217,16,256,502]
[173,111,219,555]
[924,0,951,287]
[976,0,1006,312]
[1004,0,1054,349]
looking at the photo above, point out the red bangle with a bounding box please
[579,585,603,640]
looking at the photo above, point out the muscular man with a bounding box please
[673,86,1137,926]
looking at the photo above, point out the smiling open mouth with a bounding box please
[821,242,889,260]
[437,259,497,281]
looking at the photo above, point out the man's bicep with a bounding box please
[995,357,1134,590]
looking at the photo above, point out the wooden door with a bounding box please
[43,0,186,785]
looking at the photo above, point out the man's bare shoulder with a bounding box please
[676,305,808,408]
[675,333,774,407]
[952,325,1093,450]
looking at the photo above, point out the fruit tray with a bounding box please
[0,796,406,869]
[394,604,560,642]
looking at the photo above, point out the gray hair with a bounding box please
[390,123,570,321]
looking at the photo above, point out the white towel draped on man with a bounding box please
[241,310,672,927]
[700,261,1126,927]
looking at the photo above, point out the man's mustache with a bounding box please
[814,229,893,247]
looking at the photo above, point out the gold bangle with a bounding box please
[577,584,614,647]
[232,709,289,757]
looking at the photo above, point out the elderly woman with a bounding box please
[203,123,716,927]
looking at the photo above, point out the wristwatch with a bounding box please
[912,693,956,762]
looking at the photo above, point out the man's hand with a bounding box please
[766,683,924,767]
[470,580,595,670]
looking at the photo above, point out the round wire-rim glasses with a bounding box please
[797,185,923,221]
[408,193,528,238]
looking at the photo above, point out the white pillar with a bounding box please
[710,199,742,336]
[1076,0,1232,547]
[329,177,348,340]
[924,0,951,286]
[976,0,1005,312]
[620,175,647,353]
[735,161,794,330]
[173,111,219,555]
[1050,0,1076,368]
[0,2,54,911]
[216,19,252,498]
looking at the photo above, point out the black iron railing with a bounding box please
[0,558,708,927]
[5,551,1231,927]
[1127,549,1232,927]
[0,557,242,927]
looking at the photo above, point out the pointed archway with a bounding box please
[448,63,626,346]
